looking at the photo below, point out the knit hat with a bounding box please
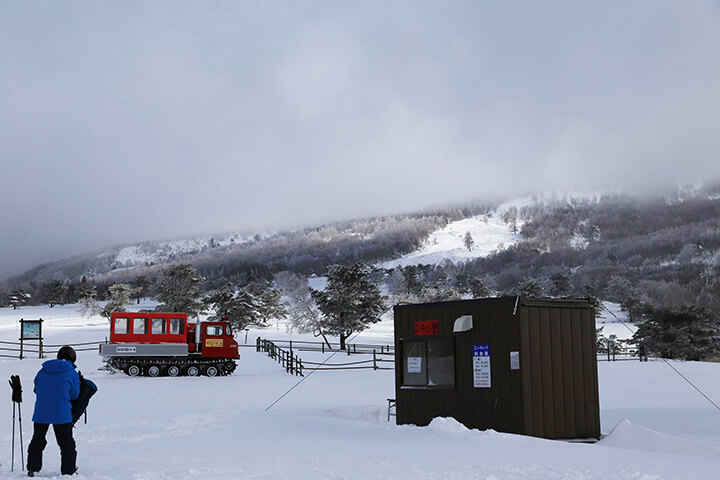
[57,345,76,364]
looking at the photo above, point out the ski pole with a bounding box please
[19,402,25,470]
[9,375,23,472]
[11,401,16,471]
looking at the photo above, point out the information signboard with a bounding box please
[20,319,42,339]
[473,344,491,388]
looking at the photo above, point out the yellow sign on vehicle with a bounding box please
[205,339,223,348]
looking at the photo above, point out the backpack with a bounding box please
[71,375,98,425]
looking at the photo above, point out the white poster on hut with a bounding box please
[473,345,491,388]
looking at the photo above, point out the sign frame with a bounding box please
[19,318,44,359]
[20,318,43,340]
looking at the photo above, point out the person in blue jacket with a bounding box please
[27,345,80,477]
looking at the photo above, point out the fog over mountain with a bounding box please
[2,1,720,280]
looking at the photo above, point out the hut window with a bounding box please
[402,338,455,388]
[427,338,455,386]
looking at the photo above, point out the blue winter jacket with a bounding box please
[32,359,80,424]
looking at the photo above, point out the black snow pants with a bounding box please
[27,422,77,475]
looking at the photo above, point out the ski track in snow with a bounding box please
[2,304,720,479]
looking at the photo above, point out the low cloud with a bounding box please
[1,1,719,279]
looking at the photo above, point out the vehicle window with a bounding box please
[170,318,184,335]
[114,317,129,334]
[151,318,166,334]
[225,325,232,336]
[206,325,223,336]
[133,317,148,335]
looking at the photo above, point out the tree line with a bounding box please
[3,187,720,359]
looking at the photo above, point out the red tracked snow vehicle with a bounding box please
[100,312,239,377]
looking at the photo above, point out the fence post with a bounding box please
[256,337,261,352]
[322,342,325,354]
[19,338,24,360]
[373,350,377,370]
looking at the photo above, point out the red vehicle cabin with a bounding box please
[111,312,187,345]
[102,312,239,377]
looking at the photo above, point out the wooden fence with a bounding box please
[256,337,394,374]
[258,338,394,356]
[0,340,101,359]
[301,351,394,371]
[256,338,304,376]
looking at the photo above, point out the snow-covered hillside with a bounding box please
[382,199,530,268]
[2,304,720,479]
[111,233,257,268]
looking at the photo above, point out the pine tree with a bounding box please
[154,264,205,317]
[77,278,100,317]
[205,281,287,331]
[9,288,31,310]
[101,284,137,319]
[130,276,151,304]
[632,305,720,361]
[311,262,385,350]
[43,280,68,308]
[247,281,287,328]
[463,231,474,252]
[514,278,545,297]
[550,272,573,297]
[455,274,491,298]
[502,206,519,233]
[606,275,644,321]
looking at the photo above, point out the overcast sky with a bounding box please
[1,1,720,280]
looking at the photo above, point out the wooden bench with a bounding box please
[387,398,396,422]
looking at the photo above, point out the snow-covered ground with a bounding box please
[2,304,720,479]
[596,302,637,340]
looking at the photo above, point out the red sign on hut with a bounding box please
[414,320,439,336]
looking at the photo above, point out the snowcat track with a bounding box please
[108,356,237,377]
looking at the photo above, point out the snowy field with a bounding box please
[1,304,720,479]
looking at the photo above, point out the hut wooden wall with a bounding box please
[519,301,600,439]
[394,297,600,440]
[394,298,524,433]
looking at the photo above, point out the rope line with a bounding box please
[264,331,366,412]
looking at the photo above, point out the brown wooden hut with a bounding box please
[393,297,600,439]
